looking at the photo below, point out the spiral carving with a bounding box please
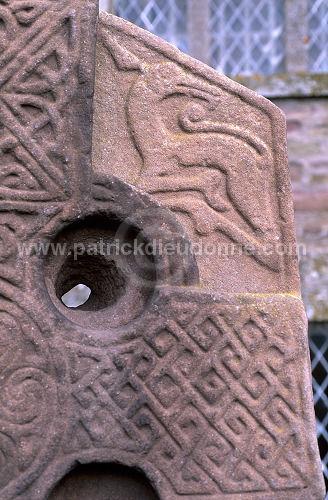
[0,302,63,496]
[178,102,270,160]
[1,368,56,426]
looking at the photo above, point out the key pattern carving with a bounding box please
[61,292,314,498]
[0,4,323,499]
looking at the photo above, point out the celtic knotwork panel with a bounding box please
[55,291,322,499]
[0,2,324,499]
[0,0,96,208]
[0,1,99,498]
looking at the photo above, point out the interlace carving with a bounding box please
[0,4,324,499]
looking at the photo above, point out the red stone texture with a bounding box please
[0,3,324,500]
[94,13,301,295]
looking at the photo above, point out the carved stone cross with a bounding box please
[0,1,325,499]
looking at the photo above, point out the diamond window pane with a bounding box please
[99,0,108,10]
[308,0,328,72]
[210,0,285,76]
[115,0,188,53]
[309,322,328,495]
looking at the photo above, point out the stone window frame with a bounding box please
[100,0,328,99]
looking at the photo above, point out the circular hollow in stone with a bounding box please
[48,463,160,500]
[44,214,156,329]
[56,253,126,311]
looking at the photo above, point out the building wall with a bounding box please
[272,97,328,321]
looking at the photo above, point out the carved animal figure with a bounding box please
[127,63,274,240]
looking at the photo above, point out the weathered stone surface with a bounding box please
[0,4,325,500]
[36,291,326,500]
[91,12,324,499]
[0,0,99,497]
[94,12,301,295]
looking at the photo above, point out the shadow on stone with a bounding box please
[48,462,160,500]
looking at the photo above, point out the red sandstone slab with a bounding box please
[0,3,324,499]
